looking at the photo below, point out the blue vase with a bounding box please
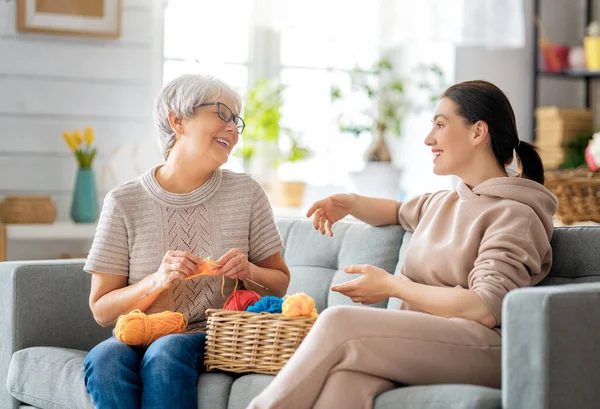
[70,168,98,223]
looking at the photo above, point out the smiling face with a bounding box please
[424,97,480,177]
[172,94,241,169]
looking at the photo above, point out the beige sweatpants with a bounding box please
[246,305,502,409]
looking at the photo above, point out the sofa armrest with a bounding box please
[502,282,600,409]
[0,260,112,409]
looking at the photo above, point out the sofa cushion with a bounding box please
[541,226,600,285]
[197,372,236,409]
[278,219,405,311]
[374,384,501,409]
[225,374,501,409]
[227,374,273,409]
[7,346,235,409]
[7,347,94,409]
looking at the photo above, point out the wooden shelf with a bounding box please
[538,69,600,78]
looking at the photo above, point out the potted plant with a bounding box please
[332,58,445,162]
[235,78,311,207]
[331,58,444,199]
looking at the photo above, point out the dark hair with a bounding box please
[442,80,544,185]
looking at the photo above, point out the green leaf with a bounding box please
[392,119,402,137]
[331,86,342,100]
[389,79,405,93]
[241,78,312,166]
[377,58,393,71]
[560,133,592,169]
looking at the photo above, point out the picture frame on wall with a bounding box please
[17,0,121,39]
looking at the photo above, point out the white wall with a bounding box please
[0,0,165,260]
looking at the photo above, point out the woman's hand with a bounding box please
[331,264,395,305]
[306,194,356,236]
[153,250,204,290]
[216,248,253,280]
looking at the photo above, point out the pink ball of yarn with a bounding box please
[223,290,261,311]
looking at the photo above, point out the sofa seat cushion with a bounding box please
[7,347,94,409]
[8,347,236,409]
[226,374,501,409]
[197,372,236,409]
[374,384,501,409]
[227,374,274,409]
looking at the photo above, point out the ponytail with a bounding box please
[515,141,545,185]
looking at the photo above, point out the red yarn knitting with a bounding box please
[223,290,261,311]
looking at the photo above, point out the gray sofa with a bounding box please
[2,219,600,409]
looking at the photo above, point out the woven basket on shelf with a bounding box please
[204,309,317,375]
[0,196,56,224]
[545,168,600,225]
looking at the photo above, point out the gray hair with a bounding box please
[153,74,242,160]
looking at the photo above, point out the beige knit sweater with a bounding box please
[84,165,284,331]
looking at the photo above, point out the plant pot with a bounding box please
[70,168,98,223]
[365,125,392,162]
[348,163,402,200]
[274,181,306,208]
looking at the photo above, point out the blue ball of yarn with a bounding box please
[246,296,284,314]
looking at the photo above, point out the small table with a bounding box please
[0,222,97,262]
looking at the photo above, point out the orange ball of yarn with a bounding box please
[114,309,188,347]
[223,290,261,311]
[282,293,319,318]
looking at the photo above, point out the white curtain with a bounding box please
[252,0,526,50]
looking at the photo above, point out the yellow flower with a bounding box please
[73,130,83,146]
[84,127,94,145]
[62,131,78,152]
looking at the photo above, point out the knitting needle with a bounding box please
[140,278,176,299]
[140,276,269,300]
[203,256,270,291]
[245,278,270,291]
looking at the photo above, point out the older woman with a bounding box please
[83,74,290,409]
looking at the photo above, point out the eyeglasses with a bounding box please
[197,102,245,134]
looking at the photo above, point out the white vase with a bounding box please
[348,162,402,200]
[245,141,279,188]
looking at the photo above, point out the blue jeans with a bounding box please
[84,332,207,409]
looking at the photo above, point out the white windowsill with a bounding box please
[2,207,354,241]
[5,222,97,240]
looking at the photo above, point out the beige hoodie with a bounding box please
[397,177,558,327]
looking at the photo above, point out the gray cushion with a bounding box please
[278,219,404,310]
[227,374,273,409]
[197,372,236,409]
[541,226,600,285]
[7,347,236,409]
[7,347,94,409]
[374,385,501,409]
[225,374,501,409]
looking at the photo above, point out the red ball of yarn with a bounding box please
[223,290,261,311]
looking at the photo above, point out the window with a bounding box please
[163,0,382,183]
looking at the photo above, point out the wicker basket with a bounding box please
[204,309,317,375]
[545,168,600,224]
[0,196,57,224]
